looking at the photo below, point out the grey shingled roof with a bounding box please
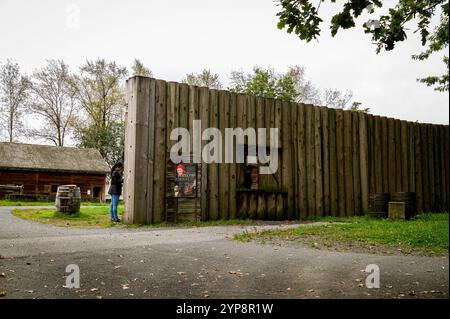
[0,142,110,174]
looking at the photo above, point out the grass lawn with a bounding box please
[12,206,126,228]
[0,199,114,207]
[11,206,255,228]
[234,213,449,256]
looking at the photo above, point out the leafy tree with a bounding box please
[276,0,449,91]
[182,69,222,89]
[131,58,152,77]
[72,59,128,167]
[349,101,370,113]
[229,66,299,102]
[0,59,31,142]
[74,121,125,168]
[29,60,77,146]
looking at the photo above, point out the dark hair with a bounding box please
[111,162,124,175]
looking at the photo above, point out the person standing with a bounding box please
[109,162,124,222]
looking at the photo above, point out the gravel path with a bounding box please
[0,206,448,299]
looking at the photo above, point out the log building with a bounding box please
[0,142,110,201]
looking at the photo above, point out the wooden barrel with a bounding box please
[368,193,390,217]
[56,185,81,214]
[390,192,416,219]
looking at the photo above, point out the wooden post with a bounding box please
[328,108,338,216]
[152,80,167,223]
[359,112,369,215]
[343,110,354,216]
[123,76,154,224]
[336,109,345,216]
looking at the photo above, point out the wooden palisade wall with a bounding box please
[124,76,449,224]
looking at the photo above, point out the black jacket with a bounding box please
[109,171,123,195]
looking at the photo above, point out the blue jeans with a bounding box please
[110,194,120,220]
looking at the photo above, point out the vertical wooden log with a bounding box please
[367,114,375,195]
[421,124,430,212]
[440,125,448,212]
[328,108,338,216]
[401,121,409,191]
[218,90,230,219]
[381,117,389,193]
[282,101,294,219]
[305,104,316,216]
[374,116,383,193]
[257,193,267,219]
[395,119,402,192]
[228,93,237,219]
[123,77,154,224]
[336,109,346,216]
[314,106,323,216]
[152,80,167,223]
[321,107,330,216]
[248,192,257,219]
[208,89,219,220]
[291,102,299,219]
[414,123,423,212]
[276,193,284,220]
[408,122,415,194]
[359,112,369,215]
[297,103,307,219]
[343,111,354,216]
[434,125,442,212]
[428,125,436,211]
[352,112,361,215]
[387,118,396,193]
[445,126,449,212]
[267,193,277,220]
[199,87,210,220]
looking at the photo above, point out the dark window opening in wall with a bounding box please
[93,187,102,198]
[238,144,282,191]
[51,185,59,193]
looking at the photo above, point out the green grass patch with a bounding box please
[12,206,255,229]
[0,199,117,207]
[234,213,449,256]
[12,206,125,228]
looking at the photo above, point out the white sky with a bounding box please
[0,0,448,127]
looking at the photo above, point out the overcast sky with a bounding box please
[0,0,448,127]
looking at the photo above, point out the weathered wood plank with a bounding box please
[359,112,369,215]
[420,124,430,212]
[336,108,345,216]
[395,119,402,192]
[228,93,237,219]
[297,103,307,218]
[152,79,167,223]
[208,89,219,220]
[414,123,423,212]
[282,101,294,219]
[314,106,323,216]
[428,124,436,211]
[381,117,389,193]
[401,121,409,191]
[328,108,338,216]
[305,104,316,216]
[199,87,210,220]
[352,111,361,215]
[387,118,396,193]
[343,110,354,216]
[218,90,230,219]
[321,107,330,216]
